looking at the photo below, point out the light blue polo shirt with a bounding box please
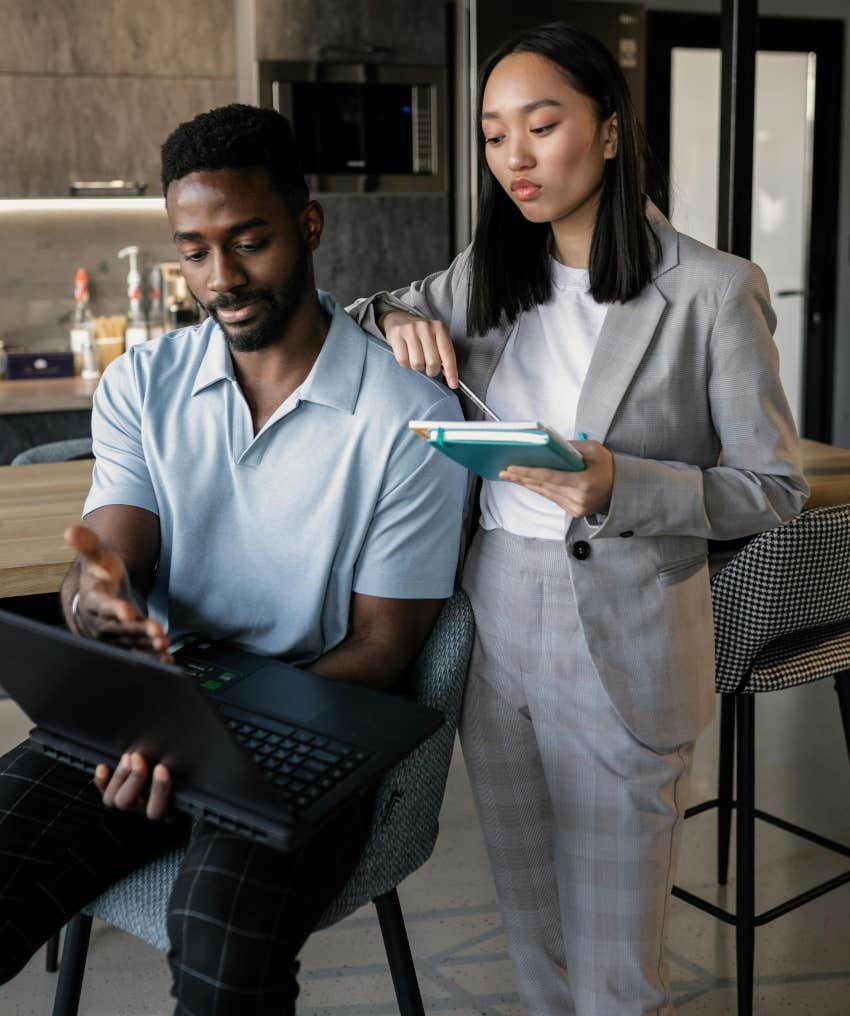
[84,291,465,663]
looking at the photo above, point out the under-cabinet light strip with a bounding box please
[0,198,166,212]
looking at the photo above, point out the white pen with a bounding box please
[454,377,502,422]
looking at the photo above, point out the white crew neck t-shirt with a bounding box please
[479,259,609,540]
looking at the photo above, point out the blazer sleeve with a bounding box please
[346,246,473,355]
[591,261,809,541]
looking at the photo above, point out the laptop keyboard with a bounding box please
[224,717,371,812]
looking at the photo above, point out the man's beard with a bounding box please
[202,242,310,353]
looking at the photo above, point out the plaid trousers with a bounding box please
[0,740,372,1015]
[460,529,694,1016]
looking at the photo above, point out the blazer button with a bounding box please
[571,540,591,560]
[619,530,634,538]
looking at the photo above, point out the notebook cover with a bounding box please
[415,427,585,481]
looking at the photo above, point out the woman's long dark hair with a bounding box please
[468,22,663,335]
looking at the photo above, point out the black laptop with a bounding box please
[0,607,443,852]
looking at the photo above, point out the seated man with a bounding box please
[0,104,465,1015]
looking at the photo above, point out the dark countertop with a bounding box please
[0,377,98,415]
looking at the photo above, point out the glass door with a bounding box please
[670,48,815,429]
[646,14,843,441]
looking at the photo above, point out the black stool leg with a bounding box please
[735,694,756,1016]
[375,889,425,1016]
[45,929,61,972]
[52,914,93,1016]
[834,670,850,769]
[717,693,736,885]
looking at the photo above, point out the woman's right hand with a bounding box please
[379,310,459,389]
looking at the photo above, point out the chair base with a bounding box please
[672,680,850,1016]
[52,914,93,1016]
[45,930,60,973]
[375,889,426,1016]
[52,890,425,1016]
[671,800,850,925]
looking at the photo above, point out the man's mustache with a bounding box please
[207,292,270,314]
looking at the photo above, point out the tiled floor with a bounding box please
[1,676,848,1015]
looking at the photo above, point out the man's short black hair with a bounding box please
[160,103,309,210]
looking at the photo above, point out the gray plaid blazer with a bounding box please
[348,204,808,748]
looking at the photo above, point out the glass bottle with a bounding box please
[70,268,99,379]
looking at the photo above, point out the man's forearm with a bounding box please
[309,633,412,693]
[309,595,442,692]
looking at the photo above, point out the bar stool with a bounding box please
[672,504,850,1015]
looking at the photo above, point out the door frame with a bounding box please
[646,12,844,442]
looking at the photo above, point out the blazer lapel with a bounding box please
[573,283,667,444]
[574,202,679,443]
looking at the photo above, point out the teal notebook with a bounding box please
[409,421,585,481]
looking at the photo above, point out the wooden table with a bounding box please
[0,439,849,600]
[0,459,92,597]
[798,438,850,510]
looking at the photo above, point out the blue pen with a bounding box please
[578,431,588,441]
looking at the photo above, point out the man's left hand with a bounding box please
[94,752,173,821]
[500,440,614,517]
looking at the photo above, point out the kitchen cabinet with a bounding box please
[1,76,235,197]
[254,0,445,65]
[0,0,236,197]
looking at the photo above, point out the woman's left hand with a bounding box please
[500,440,614,517]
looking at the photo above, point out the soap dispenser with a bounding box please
[119,246,148,349]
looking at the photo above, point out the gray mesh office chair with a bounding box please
[50,588,475,1016]
[11,438,93,465]
[673,505,850,1016]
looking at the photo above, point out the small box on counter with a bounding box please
[5,351,75,380]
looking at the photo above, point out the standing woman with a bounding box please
[350,22,807,1015]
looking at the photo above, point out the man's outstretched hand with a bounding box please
[64,524,172,662]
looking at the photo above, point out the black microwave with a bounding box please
[259,61,447,193]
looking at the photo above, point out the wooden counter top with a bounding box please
[0,377,98,416]
[0,439,849,601]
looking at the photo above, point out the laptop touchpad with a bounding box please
[214,662,344,726]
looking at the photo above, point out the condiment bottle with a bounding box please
[70,268,99,378]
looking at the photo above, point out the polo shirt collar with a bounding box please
[191,319,235,396]
[298,291,366,415]
[190,290,367,414]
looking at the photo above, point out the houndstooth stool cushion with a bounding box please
[85,589,475,952]
[711,504,850,694]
